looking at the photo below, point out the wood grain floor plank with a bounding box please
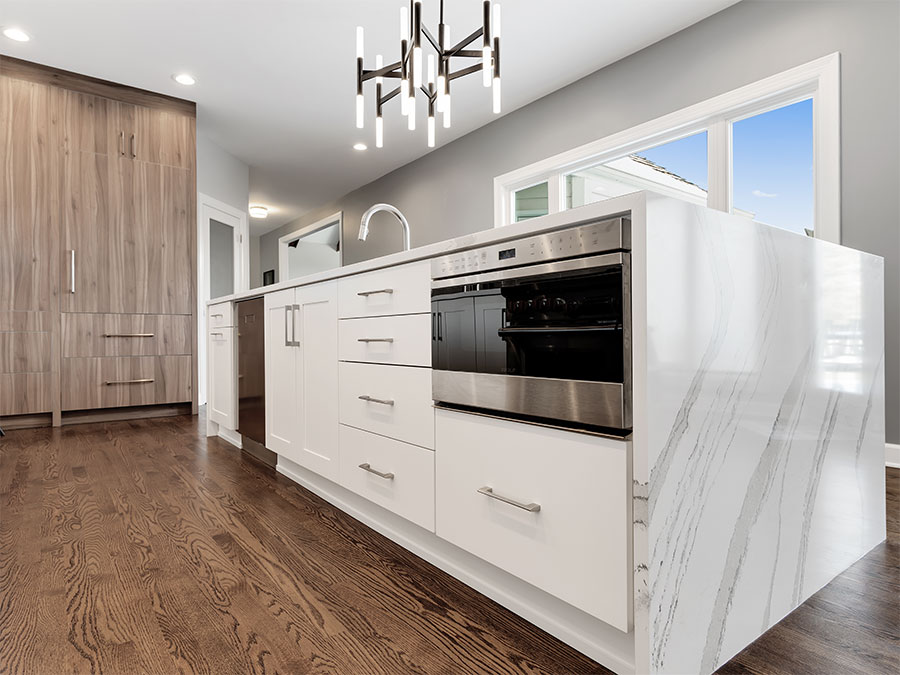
[1,415,896,675]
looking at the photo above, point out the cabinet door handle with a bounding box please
[69,250,76,293]
[292,304,302,346]
[357,337,394,343]
[358,463,394,480]
[119,130,125,156]
[357,288,394,297]
[130,133,136,158]
[358,395,394,406]
[104,333,154,338]
[284,305,291,347]
[437,311,442,341]
[477,486,541,513]
[104,378,154,386]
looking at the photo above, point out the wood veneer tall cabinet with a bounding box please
[0,57,197,428]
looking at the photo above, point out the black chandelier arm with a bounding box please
[448,63,484,81]
[361,62,404,83]
[379,85,402,105]
[421,25,441,53]
[445,27,484,57]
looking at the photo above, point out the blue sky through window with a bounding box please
[638,131,709,191]
[732,98,814,234]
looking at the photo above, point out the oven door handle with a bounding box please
[497,325,621,335]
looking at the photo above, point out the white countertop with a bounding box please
[208,193,642,306]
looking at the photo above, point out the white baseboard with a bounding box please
[887,443,900,469]
[276,457,636,675]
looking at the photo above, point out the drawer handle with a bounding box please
[104,333,154,338]
[478,486,541,513]
[209,332,225,338]
[357,337,394,343]
[358,463,394,480]
[358,395,395,406]
[210,313,224,318]
[357,288,394,297]
[104,378,154,386]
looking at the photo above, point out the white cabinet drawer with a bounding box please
[208,301,234,329]
[338,261,430,318]
[339,362,434,449]
[339,425,435,531]
[339,314,432,367]
[435,409,631,631]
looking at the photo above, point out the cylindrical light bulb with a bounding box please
[400,6,408,39]
[427,115,435,147]
[427,54,435,86]
[376,115,383,148]
[408,101,416,131]
[442,100,451,128]
[413,46,423,88]
[482,46,492,87]
[401,78,410,115]
[375,54,383,85]
[493,4,501,38]
[356,26,364,59]
[437,75,447,112]
[492,76,501,114]
[356,93,364,128]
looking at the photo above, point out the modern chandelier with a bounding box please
[356,0,502,148]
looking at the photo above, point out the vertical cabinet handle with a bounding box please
[284,305,291,347]
[437,311,442,341]
[119,130,125,156]
[291,304,301,346]
[130,133,136,158]
[69,250,76,294]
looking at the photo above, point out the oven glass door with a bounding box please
[432,265,625,384]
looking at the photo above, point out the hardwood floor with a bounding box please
[0,414,897,674]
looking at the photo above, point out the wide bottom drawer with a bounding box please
[339,424,435,531]
[62,356,192,410]
[435,409,631,631]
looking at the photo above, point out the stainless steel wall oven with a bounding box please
[431,217,631,433]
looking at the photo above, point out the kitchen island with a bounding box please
[206,192,885,674]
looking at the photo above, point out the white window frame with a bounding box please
[494,53,840,243]
[277,211,343,283]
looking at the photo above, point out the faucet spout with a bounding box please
[359,203,411,252]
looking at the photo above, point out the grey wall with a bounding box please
[197,132,250,211]
[260,0,899,443]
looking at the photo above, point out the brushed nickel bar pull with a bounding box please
[357,337,394,343]
[209,332,224,337]
[477,486,541,512]
[210,313,224,318]
[358,463,394,480]
[69,250,76,294]
[104,333,154,338]
[104,378,154,386]
[119,130,125,156]
[284,305,291,347]
[357,288,394,297]
[290,304,301,346]
[358,395,395,406]
[130,133,136,158]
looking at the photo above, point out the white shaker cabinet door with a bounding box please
[208,326,236,429]
[294,281,340,482]
[265,288,299,457]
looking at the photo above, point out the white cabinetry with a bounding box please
[338,261,430,318]
[207,302,236,430]
[265,282,339,481]
[435,408,632,632]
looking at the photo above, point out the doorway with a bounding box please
[277,212,343,283]
[198,193,250,405]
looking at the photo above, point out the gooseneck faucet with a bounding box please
[359,203,411,252]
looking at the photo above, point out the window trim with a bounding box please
[494,53,840,243]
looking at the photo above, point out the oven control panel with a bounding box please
[431,216,630,279]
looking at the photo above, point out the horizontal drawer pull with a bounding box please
[209,331,224,337]
[104,333,155,338]
[104,378,154,386]
[210,313,224,318]
[358,394,395,406]
[478,486,541,513]
[357,337,394,343]
[358,463,395,480]
[357,288,394,297]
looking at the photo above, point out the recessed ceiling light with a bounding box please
[249,205,268,219]
[2,27,30,42]
[172,73,196,86]
[353,143,367,151]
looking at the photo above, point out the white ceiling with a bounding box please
[1,0,739,234]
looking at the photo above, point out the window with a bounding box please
[732,99,814,235]
[493,54,839,242]
[565,131,708,209]
[514,182,550,221]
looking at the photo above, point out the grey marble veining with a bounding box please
[637,198,885,674]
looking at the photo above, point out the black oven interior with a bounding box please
[431,265,625,384]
